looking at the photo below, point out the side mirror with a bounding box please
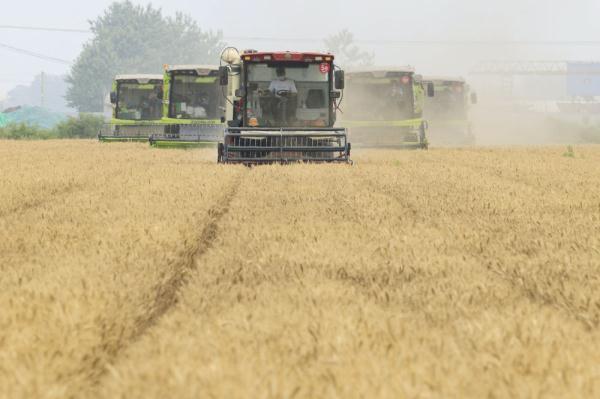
[330,91,341,99]
[471,92,478,104]
[219,66,229,86]
[427,82,435,97]
[335,70,345,90]
[109,91,117,104]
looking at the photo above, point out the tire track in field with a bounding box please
[485,263,598,330]
[444,160,600,331]
[134,178,242,337]
[86,171,245,395]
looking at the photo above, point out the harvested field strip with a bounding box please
[126,180,241,348]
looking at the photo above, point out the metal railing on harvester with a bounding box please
[98,122,223,149]
[97,123,158,143]
[219,127,351,164]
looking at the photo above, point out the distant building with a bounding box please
[4,74,75,115]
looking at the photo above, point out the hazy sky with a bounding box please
[2,0,600,100]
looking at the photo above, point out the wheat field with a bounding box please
[1,140,599,398]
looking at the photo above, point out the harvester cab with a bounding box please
[216,48,351,164]
[423,76,476,145]
[343,68,433,149]
[99,74,164,143]
[150,65,225,149]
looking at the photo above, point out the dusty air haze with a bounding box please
[3,2,600,398]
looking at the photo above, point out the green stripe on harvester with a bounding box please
[195,77,218,83]
[160,118,223,126]
[99,136,149,143]
[111,118,167,126]
[150,140,217,149]
[344,119,423,128]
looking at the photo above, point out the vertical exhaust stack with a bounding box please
[217,48,351,164]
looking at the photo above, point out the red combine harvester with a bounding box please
[217,48,351,164]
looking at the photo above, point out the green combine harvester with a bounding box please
[343,68,434,148]
[153,65,225,149]
[99,74,165,142]
[423,76,477,146]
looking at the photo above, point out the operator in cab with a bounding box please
[269,66,297,96]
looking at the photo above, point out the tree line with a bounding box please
[66,1,373,112]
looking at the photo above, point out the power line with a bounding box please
[3,25,600,46]
[0,24,90,33]
[0,42,72,65]
[227,36,600,46]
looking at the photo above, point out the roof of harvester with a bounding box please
[241,51,334,60]
[423,76,466,83]
[346,66,416,74]
[115,74,163,82]
[165,65,220,72]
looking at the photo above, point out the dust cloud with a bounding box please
[337,0,600,146]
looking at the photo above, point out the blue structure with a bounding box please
[567,63,600,97]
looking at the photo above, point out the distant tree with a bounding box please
[66,1,223,112]
[324,29,374,68]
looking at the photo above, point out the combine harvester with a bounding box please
[100,74,164,142]
[216,48,351,164]
[343,68,434,148]
[423,76,477,145]
[151,65,225,149]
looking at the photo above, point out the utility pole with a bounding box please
[40,71,45,108]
